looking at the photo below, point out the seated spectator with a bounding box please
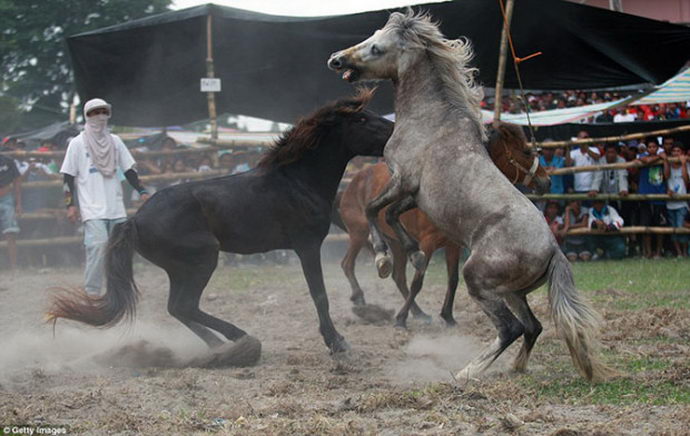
[544,200,565,246]
[664,143,689,257]
[197,155,214,172]
[637,140,668,258]
[588,199,625,259]
[539,144,565,195]
[563,200,591,262]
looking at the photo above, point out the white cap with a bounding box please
[83,98,112,118]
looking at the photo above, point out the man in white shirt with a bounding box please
[567,131,601,204]
[61,98,150,296]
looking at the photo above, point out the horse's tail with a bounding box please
[47,219,140,328]
[331,191,348,233]
[547,250,615,382]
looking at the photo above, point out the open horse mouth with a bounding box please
[341,68,360,82]
[328,55,360,82]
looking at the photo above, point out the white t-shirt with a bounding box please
[570,148,599,192]
[667,164,690,210]
[60,133,135,221]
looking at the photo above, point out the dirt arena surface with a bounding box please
[0,255,688,435]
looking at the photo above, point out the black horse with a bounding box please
[49,89,393,359]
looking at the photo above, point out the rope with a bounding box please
[497,0,542,148]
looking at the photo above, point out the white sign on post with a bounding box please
[201,78,221,92]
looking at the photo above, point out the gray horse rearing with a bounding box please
[328,10,614,382]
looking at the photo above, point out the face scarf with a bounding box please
[83,107,117,177]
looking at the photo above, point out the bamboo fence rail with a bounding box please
[547,157,685,175]
[0,142,270,160]
[537,124,690,148]
[20,169,228,190]
[526,193,690,201]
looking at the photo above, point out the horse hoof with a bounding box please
[330,337,351,354]
[351,295,366,306]
[414,312,433,324]
[409,250,427,272]
[394,319,408,329]
[442,317,458,327]
[375,253,392,278]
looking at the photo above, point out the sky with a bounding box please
[172,0,428,16]
[171,0,433,130]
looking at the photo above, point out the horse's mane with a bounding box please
[258,88,375,168]
[385,9,486,141]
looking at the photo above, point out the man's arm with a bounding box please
[12,177,21,216]
[124,169,149,197]
[63,174,80,223]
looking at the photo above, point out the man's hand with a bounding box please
[140,193,151,203]
[680,155,687,165]
[587,190,598,197]
[594,219,605,229]
[619,190,629,197]
[66,205,80,223]
[15,204,22,217]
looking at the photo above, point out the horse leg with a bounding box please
[384,195,426,273]
[166,255,248,347]
[297,244,349,354]
[455,259,524,381]
[440,244,461,327]
[394,236,433,328]
[341,230,368,306]
[504,293,542,372]
[365,173,410,279]
[390,242,431,326]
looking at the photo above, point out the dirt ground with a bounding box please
[0,254,688,435]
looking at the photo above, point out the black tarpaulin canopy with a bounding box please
[67,1,690,126]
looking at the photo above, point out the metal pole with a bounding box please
[493,0,515,127]
[206,13,218,141]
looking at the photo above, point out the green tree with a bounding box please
[0,0,171,129]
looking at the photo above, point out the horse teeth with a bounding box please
[343,70,352,81]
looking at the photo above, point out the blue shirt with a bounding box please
[637,152,666,204]
[539,155,565,194]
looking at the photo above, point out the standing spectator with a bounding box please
[60,98,150,297]
[637,140,667,258]
[664,143,689,257]
[588,143,629,197]
[563,200,591,262]
[539,144,565,195]
[613,107,637,123]
[0,152,22,271]
[567,131,601,203]
[588,199,625,259]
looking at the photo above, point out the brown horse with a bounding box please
[335,123,550,328]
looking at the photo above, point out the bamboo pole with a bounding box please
[526,193,690,201]
[206,13,218,141]
[492,0,515,127]
[548,156,685,175]
[537,124,690,149]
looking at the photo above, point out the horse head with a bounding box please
[488,123,551,194]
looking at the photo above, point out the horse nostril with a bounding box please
[328,56,343,70]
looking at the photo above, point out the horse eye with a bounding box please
[356,116,367,124]
[371,45,382,56]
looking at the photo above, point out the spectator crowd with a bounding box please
[483,90,690,124]
[539,131,690,260]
